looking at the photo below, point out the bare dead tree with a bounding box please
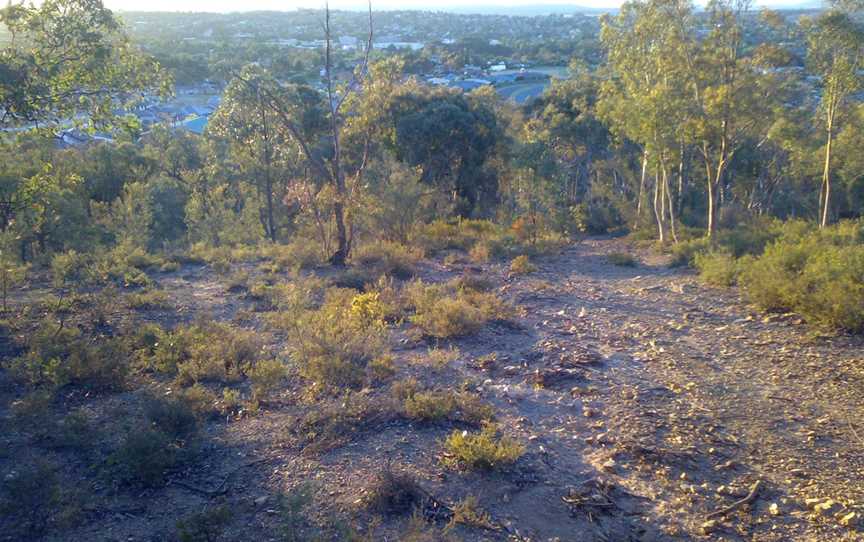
[233,1,373,265]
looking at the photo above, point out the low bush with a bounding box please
[125,289,171,310]
[740,221,864,331]
[274,288,389,393]
[405,280,513,338]
[144,394,199,439]
[364,468,424,517]
[445,496,497,532]
[607,252,639,267]
[107,427,183,487]
[352,241,422,279]
[176,505,232,542]
[9,322,129,392]
[148,322,262,386]
[395,380,494,425]
[292,392,396,454]
[442,422,524,470]
[247,358,288,402]
[694,251,740,287]
[0,460,63,537]
[510,255,537,275]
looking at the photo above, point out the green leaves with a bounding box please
[0,0,169,133]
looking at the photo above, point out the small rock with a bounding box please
[601,458,617,473]
[254,496,269,506]
[769,503,780,516]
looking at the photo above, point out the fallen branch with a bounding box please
[173,457,269,497]
[706,480,762,519]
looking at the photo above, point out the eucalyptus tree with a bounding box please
[804,7,864,227]
[208,66,325,243]
[599,0,694,242]
[0,0,169,131]
[240,4,374,264]
[688,0,777,237]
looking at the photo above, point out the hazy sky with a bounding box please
[104,0,806,13]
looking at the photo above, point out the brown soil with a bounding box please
[2,237,863,541]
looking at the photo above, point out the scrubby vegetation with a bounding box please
[3,0,864,539]
[442,423,525,470]
[681,220,864,331]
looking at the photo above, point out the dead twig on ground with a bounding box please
[173,457,269,497]
[706,480,762,519]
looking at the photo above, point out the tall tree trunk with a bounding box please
[634,150,648,229]
[677,142,685,218]
[653,167,665,243]
[820,109,834,229]
[324,6,349,266]
[663,164,678,243]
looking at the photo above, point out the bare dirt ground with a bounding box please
[3,237,863,541]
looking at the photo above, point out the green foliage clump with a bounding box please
[695,251,740,286]
[8,322,129,392]
[0,461,63,537]
[273,287,389,393]
[394,379,494,424]
[176,505,232,542]
[125,288,171,309]
[352,240,422,279]
[570,200,622,235]
[148,322,263,386]
[740,220,864,331]
[442,423,524,471]
[607,251,639,267]
[405,280,513,338]
[510,254,537,275]
[107,428,182,487]
[293,392,396,454]
[364,469,424,517]
[247,358,288,402]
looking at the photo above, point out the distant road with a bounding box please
[497,82,549,104]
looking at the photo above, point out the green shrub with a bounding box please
[510,254,537,275]
[9,323,129,392]
[405,281,513,338]
[446,495,497,532]
[352,241,422,279]
[144,395,199,439]
[403,390,458,422]
[274,288,388,393]
[669,238,711,267]
[247,359,288,402]
[51,250,92,287]
[176,505,232,542]
[0,460,62,536]
[442,423,524,470]
[293,392,396,454]
[607,252,639,267]
[396,381,494,425]
[125,289,171,310]
[695,251,740,287]
[365,469,424,517]
[739,220,864,332]
[149,322,262,386]
[107,428,180,487]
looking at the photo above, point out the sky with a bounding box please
[104,0,814,13]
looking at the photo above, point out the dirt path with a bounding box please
[463,237,864,541]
